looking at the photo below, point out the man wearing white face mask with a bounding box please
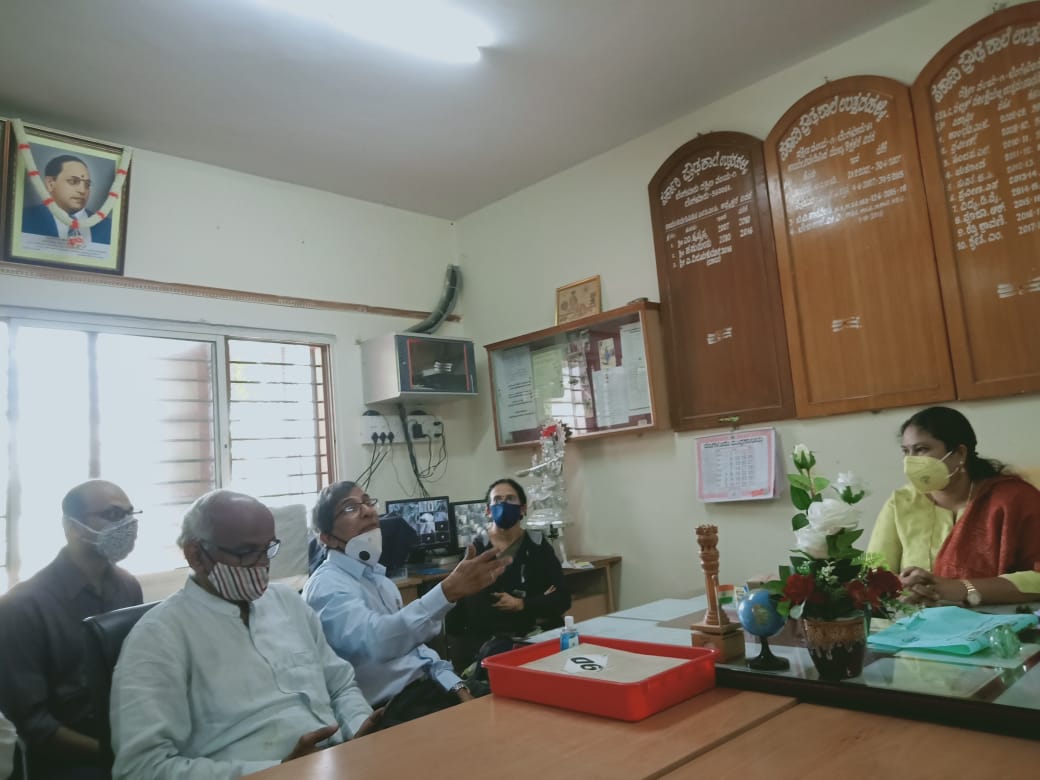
[0,479,142,778]
[303,481,509,728]
[867,406,1040,607]
[110,490,378,780]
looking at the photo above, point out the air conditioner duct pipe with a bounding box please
[407,264,461,334]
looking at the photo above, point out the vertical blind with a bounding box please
[96,334,219,575]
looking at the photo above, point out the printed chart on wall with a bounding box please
[695,427,777,502]
[491,346,540,443]
[590,322,651,429]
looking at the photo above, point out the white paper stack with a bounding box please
[521,643,686,684]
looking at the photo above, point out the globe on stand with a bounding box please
[737,588,790,671]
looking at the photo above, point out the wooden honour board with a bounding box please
[912,1,1040,399]
[648,131,794,430]
[764,75,955,417]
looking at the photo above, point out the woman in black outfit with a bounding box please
[446,478,570,676]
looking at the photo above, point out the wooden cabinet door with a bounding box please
[765,75,955,417]
[648,131,795,430]
[912,2,1040,399]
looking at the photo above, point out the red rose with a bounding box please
[846,580,876,609]
[866,568,903,598]
[542,424,558,438]
[783,573,817,604]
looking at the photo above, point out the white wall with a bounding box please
[0,147,484,506]
[456,0,1040,607]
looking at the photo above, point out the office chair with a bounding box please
[378,513,419,574]
[82,602,160,764]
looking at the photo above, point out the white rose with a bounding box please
[791,443,815,470]
[794,525,829,559]
[834,471,865,495]
[806,498,860,535]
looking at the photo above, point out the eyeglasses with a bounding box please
[60,176,92,188]
[79,506,142,523]
[205,538,281,567]
[336,498,379,517]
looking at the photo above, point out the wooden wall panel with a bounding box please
[648,132,794,430]
[912,1,1040,399]
[765,76,955,417]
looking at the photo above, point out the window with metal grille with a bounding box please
[4,325,218,581]
[227,339,334,504]
[0,315,335,591]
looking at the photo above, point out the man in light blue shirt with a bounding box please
[304,481,509,727]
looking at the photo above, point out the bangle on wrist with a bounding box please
[961,578,982,606]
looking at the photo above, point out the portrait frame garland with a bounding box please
[555,275,602,325]
[5,120,132,275]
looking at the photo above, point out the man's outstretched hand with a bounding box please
[441,545,511,602]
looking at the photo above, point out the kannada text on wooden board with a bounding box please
[765,76,954,415]
[648,132,793,430]
[914,4,1040,395]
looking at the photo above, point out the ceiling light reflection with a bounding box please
[256,0,493,64]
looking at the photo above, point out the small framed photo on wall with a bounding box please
[555,275,602,325]
[5,122,130,274]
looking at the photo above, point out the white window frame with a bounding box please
[0,304,339,580]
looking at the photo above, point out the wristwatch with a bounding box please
[961,579,982,607]
[450,681,469,695]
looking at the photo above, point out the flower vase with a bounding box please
[802,613,866,680]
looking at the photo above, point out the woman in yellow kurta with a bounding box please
[867,406,1040,606]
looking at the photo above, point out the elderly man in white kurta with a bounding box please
[111,491,378,780]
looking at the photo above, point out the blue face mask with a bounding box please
[490,502,523,529]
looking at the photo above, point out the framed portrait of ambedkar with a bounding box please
[5,121,131,274]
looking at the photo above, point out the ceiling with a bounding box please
[0,0,927,220]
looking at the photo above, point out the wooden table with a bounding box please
[397,554,621,621]
[661,703,1040,777]
[248,688,794,779]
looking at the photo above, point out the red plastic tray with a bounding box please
[482,635,717,721]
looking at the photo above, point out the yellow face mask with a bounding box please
[903,450,957,493]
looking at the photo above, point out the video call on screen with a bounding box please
[387,497,451,546]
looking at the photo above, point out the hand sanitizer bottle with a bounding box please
[560,615,580,650]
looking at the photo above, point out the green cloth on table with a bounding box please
[867,606,1038,655]
[892,643,1040,669]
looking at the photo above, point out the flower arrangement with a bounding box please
[768,444,903,621]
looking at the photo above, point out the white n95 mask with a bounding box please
[345,528,383,565]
